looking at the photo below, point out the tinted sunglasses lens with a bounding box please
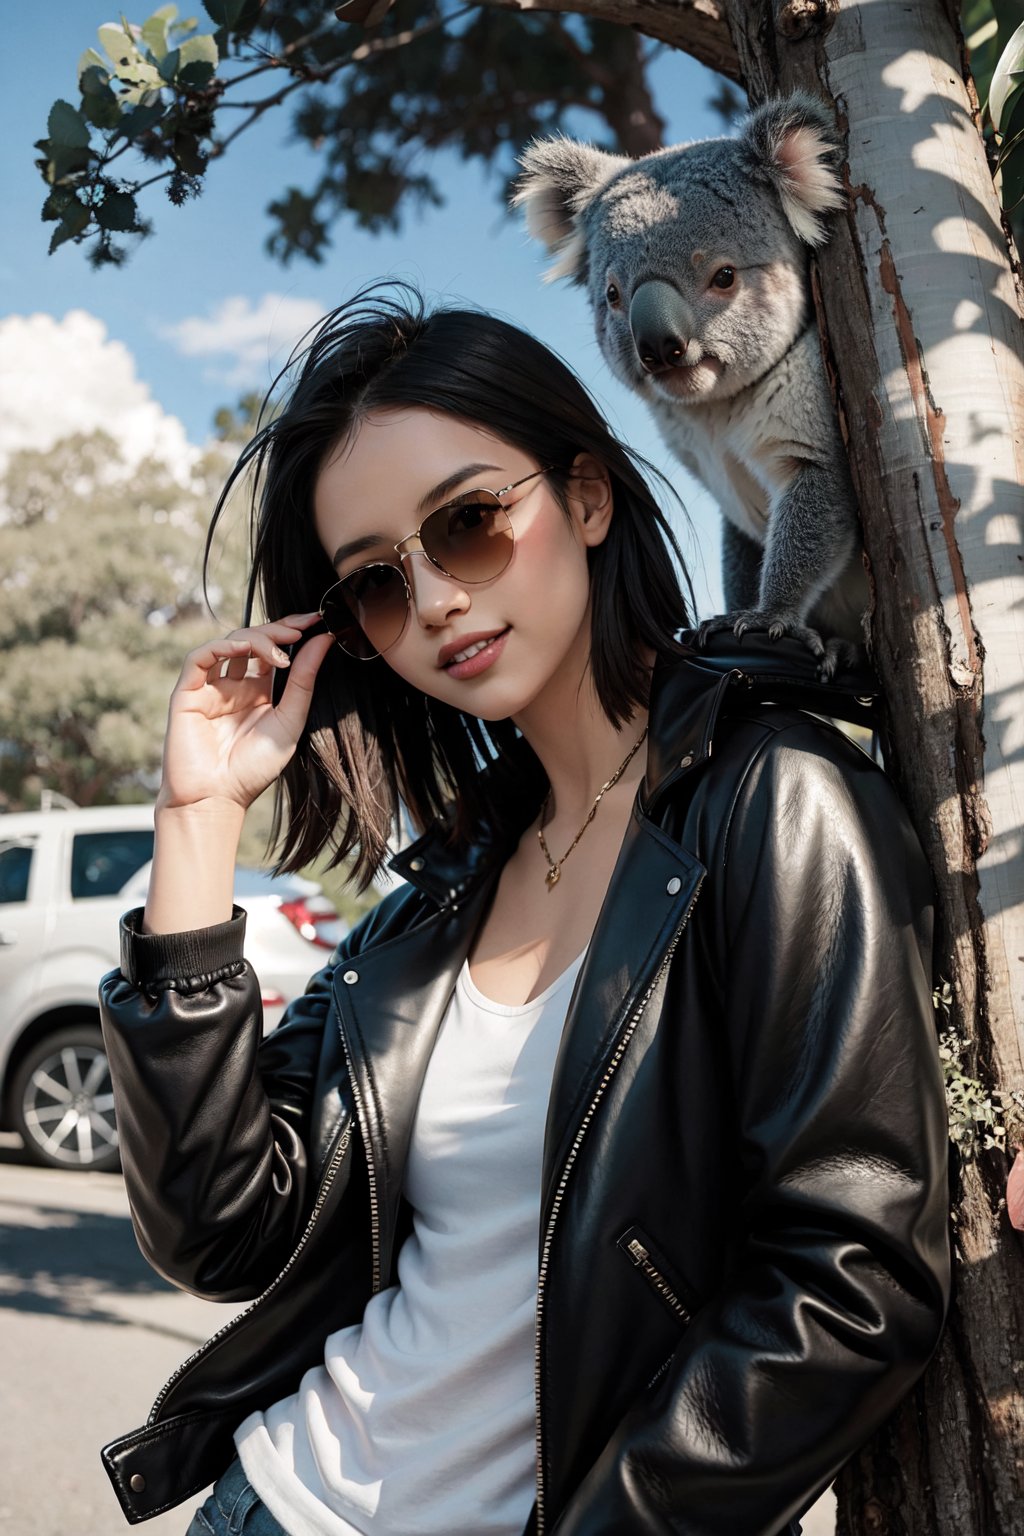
[322,565,409,659]
[421,490,513,582]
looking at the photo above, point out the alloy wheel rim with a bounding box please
[22,1045,118,1166]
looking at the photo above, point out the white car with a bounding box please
[0,804,350,1174]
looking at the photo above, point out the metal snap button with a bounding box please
[342,970,359,985]
[409,857,425,871]
[666,877,682,895]
[129,1474,146,1493]
[680,753,694,768]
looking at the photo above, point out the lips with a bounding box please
[438,627,510,669]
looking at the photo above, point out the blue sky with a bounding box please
[5,0,727,612]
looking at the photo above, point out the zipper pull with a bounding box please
[627,1238,649,1266]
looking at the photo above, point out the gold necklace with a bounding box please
[536,724,649,891]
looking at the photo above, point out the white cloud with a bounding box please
[160,293,327,388]
[0,310,195,480]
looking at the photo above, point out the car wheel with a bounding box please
[10,1025,120,1174]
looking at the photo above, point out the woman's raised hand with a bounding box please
[157,613,336,815]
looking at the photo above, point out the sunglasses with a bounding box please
[319,466,557,659]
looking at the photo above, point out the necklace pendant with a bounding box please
[545,866,561,890]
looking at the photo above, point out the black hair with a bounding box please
[204,281,693,887]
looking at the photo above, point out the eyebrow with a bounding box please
[330,461,504,570]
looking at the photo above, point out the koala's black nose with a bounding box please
[629,281,690,373]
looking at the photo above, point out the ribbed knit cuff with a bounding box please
[119,906,247,991]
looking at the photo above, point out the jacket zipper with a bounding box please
[334,1008,383,1295]
[147,1122,354,1423]
[532,876,703,1534]
[624,1238,691,1323]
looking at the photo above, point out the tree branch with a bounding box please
[339,0,741,83]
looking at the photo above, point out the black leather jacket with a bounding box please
[98,636,950,1534]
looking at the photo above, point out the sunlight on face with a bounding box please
[314,408,606,723]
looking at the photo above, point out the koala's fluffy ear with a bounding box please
[514,136,631,283]
[738,93,845,247]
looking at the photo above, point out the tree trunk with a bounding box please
[368,0,1024,1524]
[720,0,1024,1531]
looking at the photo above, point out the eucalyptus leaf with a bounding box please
[178,59,215,88]
[141,13,170,58]
[48,200,91,253]
[77,47,109,85]
[157,47,181,82]
[96,189,139,231]
[117,101,166,138]
[79,64,114,98]
[47,99,90,149]
[98,21,138,68]
[178,32,219,68]
[990,18,1024,128]
[202,0,247,26]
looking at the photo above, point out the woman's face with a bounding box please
[313,408,611,722]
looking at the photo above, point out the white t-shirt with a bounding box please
[235,947,587,1536]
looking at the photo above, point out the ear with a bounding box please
[566,453,613,547]
[737,92,845,247]
[513,135,631,284]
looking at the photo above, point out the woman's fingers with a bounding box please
[177,614,321,692]
[273,630,335,736]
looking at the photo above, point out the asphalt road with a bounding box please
[0,1135,836,1536]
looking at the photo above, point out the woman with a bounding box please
[99,286,950,1536]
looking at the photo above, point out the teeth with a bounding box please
[449,637,495,665]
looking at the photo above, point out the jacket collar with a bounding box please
[388,632,880,900]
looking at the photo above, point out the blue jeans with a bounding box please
[186,1456,287,1535]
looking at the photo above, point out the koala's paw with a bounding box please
[697,608,844,676]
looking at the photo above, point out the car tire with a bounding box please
[10,1025,121,1174]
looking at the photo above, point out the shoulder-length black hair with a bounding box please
[205,282,693,888]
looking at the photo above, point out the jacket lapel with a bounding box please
[331,871,498,1288]
[540,802,704,1218]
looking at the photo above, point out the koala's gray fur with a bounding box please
[514,94,867,672]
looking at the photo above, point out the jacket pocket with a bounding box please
[617,1223,695,1325]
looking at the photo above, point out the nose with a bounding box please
[404,551,471,628]
[628,281,693,374]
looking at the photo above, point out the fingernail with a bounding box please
[272,646,290,663]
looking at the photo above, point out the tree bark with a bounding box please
[720,0,1024,1530]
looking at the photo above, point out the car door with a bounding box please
[0,836,48,1075]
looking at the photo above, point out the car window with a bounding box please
[71,829,155,899]
[0,841,34,904]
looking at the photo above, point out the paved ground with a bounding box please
[0,1134,835,1536]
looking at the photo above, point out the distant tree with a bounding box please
[0,432,244,807]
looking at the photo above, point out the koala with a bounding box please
[515,93,867,675]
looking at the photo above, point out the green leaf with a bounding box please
[157,47,181,82]
[95,189,139,231]
[47,99,90,149]
[48,200,91,253]
[41,186,76,223]
[81,80,122,132]
[178,32,218,69]
[77,47,109,86]
[116,101,166,138]
[98,21,138,68]
[990,19,1024,129]
[178,59,215,87]
[141,12,170,58]
[79,63,113,97]
[202,0,247,26]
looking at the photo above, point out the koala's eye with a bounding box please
[606,282,621,307]
[711,267,735,291]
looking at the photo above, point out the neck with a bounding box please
[511,644,652,830]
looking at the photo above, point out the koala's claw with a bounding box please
[696,608,853,679]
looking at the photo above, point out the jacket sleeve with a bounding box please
[99,906,347,1304]
[553,719,951,1536]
